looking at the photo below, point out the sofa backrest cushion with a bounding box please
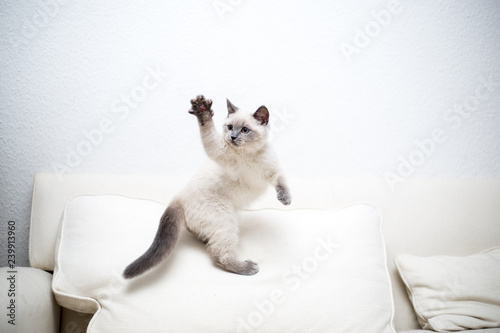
[29,174,333,271]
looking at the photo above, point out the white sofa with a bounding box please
[2,173,500,332]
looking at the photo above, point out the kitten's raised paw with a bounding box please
[189,94,214,125]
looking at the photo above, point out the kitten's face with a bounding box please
[223,100,269,152]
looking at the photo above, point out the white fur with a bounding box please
[176,104,290,275]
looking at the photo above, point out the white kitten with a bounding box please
[124,95,291,278]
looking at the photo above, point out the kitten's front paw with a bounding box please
[189,94,214,125]
[277,186,292,206]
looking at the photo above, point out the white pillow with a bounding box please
[52,195,395,332]
[396,248,500,332]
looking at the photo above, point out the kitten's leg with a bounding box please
[193,212,259,276]
[188,94,227,163]
[206,230,259,276]
[273,174,292,205]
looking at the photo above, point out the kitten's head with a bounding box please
[222,99,269,152]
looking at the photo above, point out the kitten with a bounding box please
[123,95,291,278]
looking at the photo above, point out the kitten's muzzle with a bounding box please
[228,134,240,147]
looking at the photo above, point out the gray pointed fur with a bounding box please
[123,200,184,279]
[226,98,238,115]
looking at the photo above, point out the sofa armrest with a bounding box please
[0,266,60,332]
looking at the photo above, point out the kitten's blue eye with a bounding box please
[241,127,249,133]
[227,125,233,130]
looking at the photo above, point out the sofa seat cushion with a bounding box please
[52,194,395,332]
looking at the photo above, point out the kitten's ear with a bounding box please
[226,98,238,115]
[253,106,269,125]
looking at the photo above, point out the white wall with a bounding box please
[1,0,499,267]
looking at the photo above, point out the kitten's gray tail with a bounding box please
[123,200,184,279]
